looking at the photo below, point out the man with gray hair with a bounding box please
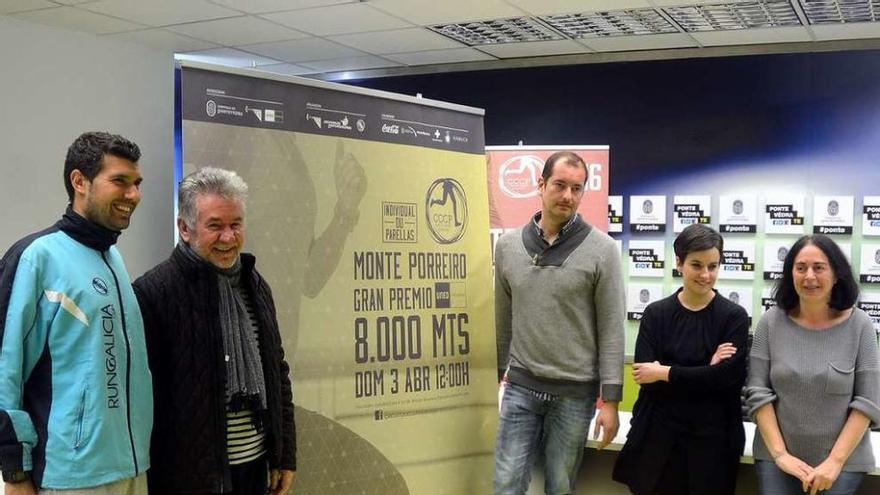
[133,167,296,495]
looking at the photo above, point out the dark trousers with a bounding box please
[223,456,269,495]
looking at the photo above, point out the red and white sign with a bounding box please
[486,146,610,231]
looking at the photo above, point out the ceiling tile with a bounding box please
[811,22,880,41]
[476,39,590,58]
[167,15,308,45]
[252,63,317,76]
[12,6,145,34]
[431,17,564,45]
[384,48,496,65]
[368,0,526,25]
[579,32,698,52]
[541,9,679,38]
[0,0,56,14]
[82,0,240,26]
[243,37,363,62]
[665,1,801,32]
[802,0,880,24]
[261,3,411,36]
[175,47,283,67]
[299,55,401,72]
[689,26,812,46]
[330,28,464,54]
[505,0,652,16]
[108,28,220,52]
[207,0,353,14]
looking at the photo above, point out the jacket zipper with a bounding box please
[102,252,139,474]
[74,387,87,449]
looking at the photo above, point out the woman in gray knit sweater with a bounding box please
[746,234,880,495]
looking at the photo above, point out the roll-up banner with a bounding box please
[179,62,496,495]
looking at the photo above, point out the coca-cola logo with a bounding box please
[382,124,400,134]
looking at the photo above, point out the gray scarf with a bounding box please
[180,242,267,411]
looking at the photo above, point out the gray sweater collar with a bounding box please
[522,212,591,267]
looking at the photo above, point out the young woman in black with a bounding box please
[613,224,749,494]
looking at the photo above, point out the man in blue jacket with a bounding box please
[0,132,152,494]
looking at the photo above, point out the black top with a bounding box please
[613,290,749,495]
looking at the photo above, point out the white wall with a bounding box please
[0,15,174,277]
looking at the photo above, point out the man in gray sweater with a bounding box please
[493,151,625,495]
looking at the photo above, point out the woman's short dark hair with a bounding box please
[773,234,859,311]
[673,224,723,261]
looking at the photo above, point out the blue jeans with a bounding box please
[755,460,864,495]
[493,382,598,495]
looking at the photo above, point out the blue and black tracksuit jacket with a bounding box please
[0,210,152,489]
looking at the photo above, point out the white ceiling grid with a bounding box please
[3,0,880,79]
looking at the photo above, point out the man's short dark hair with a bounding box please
[64,131,141,201]
[773,234,859,312]
[541,151,587,183]
[673,224,723,261]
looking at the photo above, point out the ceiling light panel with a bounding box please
[429,17,563,45]
[801,0,880,24]
[541,9,679,38]
[665,1,802,32]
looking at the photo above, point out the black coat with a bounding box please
[612,292,748,495]
[134,245,296,494]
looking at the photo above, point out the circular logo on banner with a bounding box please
[356,119,366,132]
[92,277,109,296]
[206,100,217,117]
[498,155,543,199]
[425,178,468,244]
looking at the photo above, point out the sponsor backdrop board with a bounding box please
[720,240,756,281]
[858,291,880,339]
[719,194,757,234]
[180,64,496,495]
[860,243,880,284]
[764,195,806,235]
[863,196,880,236]
[839,242,853,263]
[813,195,854,235]
[626,284,663,321]
[608,195,623,233]
[629,195,667,233]
[760,288,776,315]
[762,238,795,281]
[716,287,754,318]
[672,195,711,233]
[628,240,665,278]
